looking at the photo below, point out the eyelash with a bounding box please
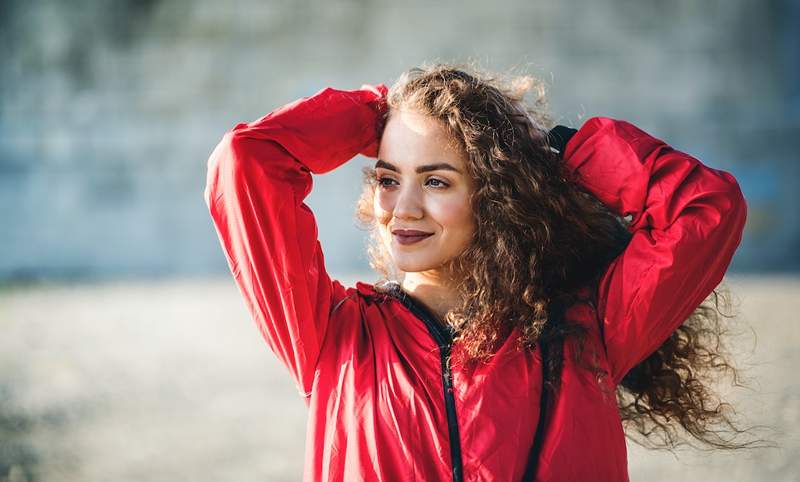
[375,175,450,189]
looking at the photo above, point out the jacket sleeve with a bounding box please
[203,83,388,398]
[561,116,748,385]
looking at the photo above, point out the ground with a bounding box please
[1,274,798,482]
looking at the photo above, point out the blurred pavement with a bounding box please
[1,274,798,482]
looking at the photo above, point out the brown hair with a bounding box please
[355,61,760,450]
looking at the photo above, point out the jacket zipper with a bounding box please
[394,290,464,482]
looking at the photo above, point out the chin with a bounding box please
[391,254,439,274]
[393,260,427,273]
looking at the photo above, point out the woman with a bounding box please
[204,63,749,481]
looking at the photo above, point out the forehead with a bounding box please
[378,109,467,169]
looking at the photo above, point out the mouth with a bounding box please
[392,229,434,246]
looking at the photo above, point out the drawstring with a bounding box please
[520,337,550,482]
[521,299,564,482]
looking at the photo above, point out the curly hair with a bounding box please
[354,61,758,450]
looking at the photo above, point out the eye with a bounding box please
[376,176,397,189]
[426,177,449,188]
[374,174,450,190]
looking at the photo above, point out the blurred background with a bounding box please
[1,0,798,481]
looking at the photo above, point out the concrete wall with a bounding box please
[1,0,798,281]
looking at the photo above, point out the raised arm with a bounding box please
[203,83,388,398]
[559,117,747,385]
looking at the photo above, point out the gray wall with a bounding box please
[1,0,798,282]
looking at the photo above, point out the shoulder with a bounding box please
[329,279,400,317]
[318,280,402,362]
[561,284,602,335]
[356,280,403,304]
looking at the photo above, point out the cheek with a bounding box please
[431,197,474,234]
[373,192,392,225]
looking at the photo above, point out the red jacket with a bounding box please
[204,84,747,481]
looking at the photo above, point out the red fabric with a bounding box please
[204,84,747,482]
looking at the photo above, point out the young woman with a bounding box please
[204,63,749,481]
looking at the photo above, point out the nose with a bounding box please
[392,183,424,220]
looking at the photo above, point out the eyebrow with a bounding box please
[374,159,462,174]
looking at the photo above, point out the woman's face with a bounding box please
[374,108,476,275]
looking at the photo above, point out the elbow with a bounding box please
[204,129,298,217]
[691,172,748,287]
[709,171,748,251]
[204,130,242,214]
[208,131,245,177]
[722,172,748,238]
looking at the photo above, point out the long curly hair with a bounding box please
[354,61,758,450]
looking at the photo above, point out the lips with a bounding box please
[391,229,434,246]
[392,229,433,236]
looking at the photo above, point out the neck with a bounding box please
[401,269,462,324]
